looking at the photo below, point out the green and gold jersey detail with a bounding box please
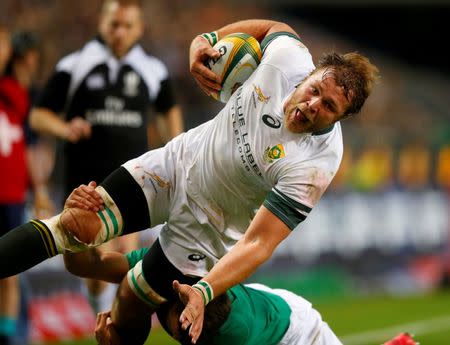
[263,187,311,230]
[261,31,302,54]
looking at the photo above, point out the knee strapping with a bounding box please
[42,186,124,253]
[127,260,167,308]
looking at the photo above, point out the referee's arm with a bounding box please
[153,77,184,143]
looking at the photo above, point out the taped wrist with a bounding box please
[192,280,214,306]
[199,31,218,46]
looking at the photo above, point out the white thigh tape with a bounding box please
[94,186,124,244]
[127,260,167,308]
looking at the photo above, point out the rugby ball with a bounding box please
[206,33,262,103]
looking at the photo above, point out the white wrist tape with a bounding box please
[192,280,214,306]
[199,31,218,46]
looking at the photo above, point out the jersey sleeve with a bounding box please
[153,77,177,114]
[263,129,343,230]
[36,70,71,112]
[259,32,315,87]
[125,247,150,269]
[36,51,80,112]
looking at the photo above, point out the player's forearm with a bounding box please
[200,206,291,299]
[214,19,295,43]
[64,249,102,279]
[29,107,69,139]
[64,250,128,283]
[202,236,273,297]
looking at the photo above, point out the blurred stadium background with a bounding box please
[1,0,450,344]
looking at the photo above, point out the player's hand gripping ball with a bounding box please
[206,33,262,103]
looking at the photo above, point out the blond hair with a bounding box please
[317,52,380,116]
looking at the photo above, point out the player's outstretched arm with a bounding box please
[177,205,291,343]
[64,249,128,284]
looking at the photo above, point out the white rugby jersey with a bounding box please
[160,33,343,276]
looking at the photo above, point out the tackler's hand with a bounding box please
[95,311,122,345]
[173,280,205,344]
[64,181,104,212]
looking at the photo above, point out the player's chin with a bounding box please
[285,118,308,134]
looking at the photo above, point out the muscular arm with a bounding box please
[64,249,129,284]
[203,206,290,294]
[215,19,298,42]
[190,19,298,95]
[176,206,291,343]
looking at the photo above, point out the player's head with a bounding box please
[0,24,12,76]
[157,293,231,344]
[98,0,144,58]
[284,51,379,134]
[5,31,41,85]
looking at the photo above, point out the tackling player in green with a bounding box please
[65,246,342,345]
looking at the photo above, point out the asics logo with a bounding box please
[188,253,206,261]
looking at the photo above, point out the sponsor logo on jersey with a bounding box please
[123,71,140,97]
[263,144,285,163]
[188,253,206,261]
[105,96,124,111]
[253,84,270,103]
[86,73,105,90]
[85,96,143,127]
[232,88,262,177]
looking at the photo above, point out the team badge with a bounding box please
[263,144,285,164]
[86,73,105,90]
[123,71,140,97]
[253,84,270,103]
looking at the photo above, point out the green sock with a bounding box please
[0,221,57,279]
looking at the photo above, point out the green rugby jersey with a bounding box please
[213,283,291,345]
[126,248,291,344]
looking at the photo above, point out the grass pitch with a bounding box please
[33,289,450,345]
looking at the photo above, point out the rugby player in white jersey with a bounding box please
[0,19,379,344]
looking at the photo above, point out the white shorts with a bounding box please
[122,132,224,277]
